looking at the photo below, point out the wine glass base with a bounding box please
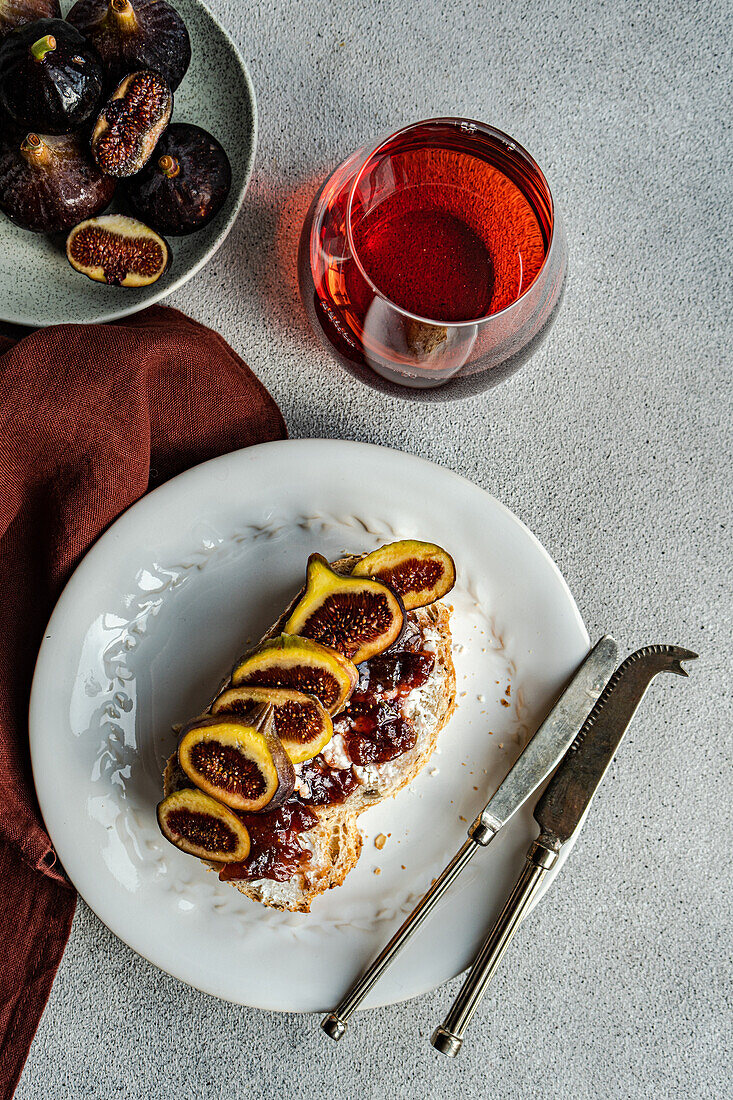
[305,284,566,402]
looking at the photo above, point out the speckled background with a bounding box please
[14,0,731,1097]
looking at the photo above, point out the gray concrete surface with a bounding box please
[15,0,731,1097]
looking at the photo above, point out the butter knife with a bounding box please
[321,634,619,1040]
[431,643,698,1057]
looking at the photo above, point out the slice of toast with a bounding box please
[163,554,456,912]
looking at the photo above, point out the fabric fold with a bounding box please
[0,306,286,1099]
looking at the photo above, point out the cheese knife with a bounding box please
[431,643,698,1056]
[321,634,619,1039]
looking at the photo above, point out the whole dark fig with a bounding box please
[66,0,191,91]
[0,130,114,231]
[0,1,60,40]
[91,68,172,177]
[0,18,104,133]
[124,122,231,235]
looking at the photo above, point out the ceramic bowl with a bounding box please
[0,0,256,326]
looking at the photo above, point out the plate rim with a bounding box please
[29,439,590,1010]
[0,0,258,328]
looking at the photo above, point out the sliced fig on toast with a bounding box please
[231,634,357,715]
[157,787,250,862]
[284,554,404,664]
[351,540,456,610]
[177,707,294,813]
[211,685,333,764]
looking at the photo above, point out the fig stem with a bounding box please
[107,0,138,32]
[31,34,56,61]
[20,133,50,166]
[158,154,180,178]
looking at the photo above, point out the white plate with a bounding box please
[0,0,256,326]
[30,440,589,1011]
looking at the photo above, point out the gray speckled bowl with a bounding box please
[0,0,256,326]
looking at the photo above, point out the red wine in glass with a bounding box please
[298,119,567,400]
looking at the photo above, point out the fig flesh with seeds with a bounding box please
[352,540,456,610]
[124,122,232,235]
[91,69,172,177]
[0,18,104,133]
[0,131,114,231]
[284,554,404,665]
[177,707,295,813]
[211,685,333,765]
[157,787,250,862]
[66,0,191,91]
[231,634,358,716]
[0,1,60,40]
[67,213,169,286]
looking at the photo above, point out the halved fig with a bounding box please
[351,540,456,610]
[231,634,357,715]
[284,554,404,665]
[177,707,295,813]
[66,214,169,286]
[157,787,250,862]
[211,685,333,765]
[91,69,172,177]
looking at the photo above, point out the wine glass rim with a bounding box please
[344,116,558,329]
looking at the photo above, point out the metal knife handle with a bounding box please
[322,636,619,1041]
[322,835,484,1039]
[431,836,559,1057]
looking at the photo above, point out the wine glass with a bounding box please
[298,118,567,400]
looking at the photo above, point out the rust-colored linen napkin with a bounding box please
[0,305,286,1098]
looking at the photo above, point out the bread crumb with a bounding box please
[498,743,504,749]
[459,815,467,822]
[500,698,510,707]
[374,833,387,850]
[401,864,406,870]
[373,867,381,875]
[477,694,485,702]
[473,786,479,791]
[429,767,439,776]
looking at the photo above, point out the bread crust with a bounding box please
[163,553,456,912]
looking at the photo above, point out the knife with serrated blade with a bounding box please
[431,643,698,1057]
[321,634,619,1040]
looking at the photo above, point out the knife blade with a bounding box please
[532,644,698,844]
[321,633,619,1040]
[431,643,698,1057]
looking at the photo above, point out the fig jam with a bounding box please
[219,800,318,883]
[299,757,360,804]
[340,650,434,765]
[217,634,436,879]
[356,650,434,697]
